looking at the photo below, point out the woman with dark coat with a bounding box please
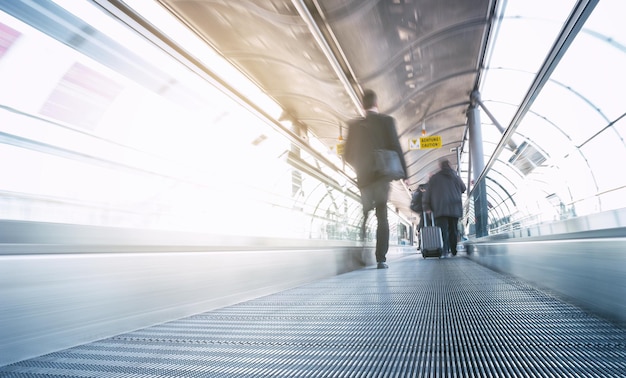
[423,158,466,255]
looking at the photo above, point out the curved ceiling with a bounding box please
[157,0,497,217]
[1,0,623,237]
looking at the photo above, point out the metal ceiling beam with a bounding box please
[291,0,364,116]
[473,0,505,90]
[90,0,359,187]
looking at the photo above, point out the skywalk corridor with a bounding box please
[1,2,626,375]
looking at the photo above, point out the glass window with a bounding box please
[465,0,626,235]
[0,1,392,242]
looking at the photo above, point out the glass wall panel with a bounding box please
[559,13,626,122]
[580,132,626,204]
[518,111,572,159]
[480,0,576,129]
[0,1,416,244]
[465,0,626,236]
[531,84,609,146]
[480,70,534,128]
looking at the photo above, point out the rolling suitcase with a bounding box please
[420,212,443,258]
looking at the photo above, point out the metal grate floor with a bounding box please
[1,255,625,377]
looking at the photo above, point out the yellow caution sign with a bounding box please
[419,135,442,149]
[409,136,442,150]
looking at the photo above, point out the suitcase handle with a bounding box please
[422,211,435,227]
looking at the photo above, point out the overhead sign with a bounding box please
[409,136,442,150]
[420,135,442,149]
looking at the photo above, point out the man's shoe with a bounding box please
[377,262,389,269]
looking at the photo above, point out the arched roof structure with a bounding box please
[0,0,624,238]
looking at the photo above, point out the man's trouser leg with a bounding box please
[418,217,424,249]
[436,216,450,254]
[375,203,389,262]
[361,210,368,241]
[449,217,459,255]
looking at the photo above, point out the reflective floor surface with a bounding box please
[1,254,625,377]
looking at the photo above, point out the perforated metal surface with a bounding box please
[1,255,625,377]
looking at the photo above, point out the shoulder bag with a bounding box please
[362,118,404,181]
[373,149,405,181]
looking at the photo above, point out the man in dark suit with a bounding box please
[344,89,408,269]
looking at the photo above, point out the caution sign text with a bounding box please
[419,135,442,149]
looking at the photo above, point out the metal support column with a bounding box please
[468,91,488,237]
